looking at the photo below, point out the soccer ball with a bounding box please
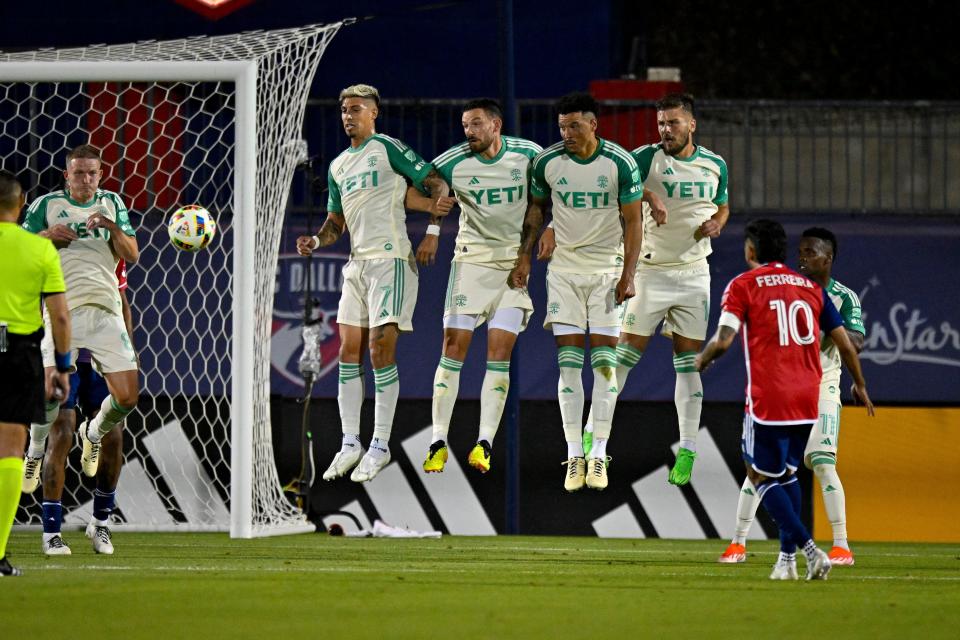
[168,205,216,252]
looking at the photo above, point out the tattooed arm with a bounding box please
[296,212,345,255]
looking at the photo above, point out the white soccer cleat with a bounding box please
[322,447,365,481]
[584,457,609,490]
[350,450,391,483]
[806,548,833,581]
[78,424,101,477]
[22,455,42,493]
[563,457,586,492]
[769,560,799,580]
[42,535,72,556]
[86,522,114,555]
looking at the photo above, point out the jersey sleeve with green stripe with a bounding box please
[820,278,865,376]
[23,189,130,314]
[533,138,642,274]
[434,136,542,267]
[632,143,728,267]
[328,134,431,260]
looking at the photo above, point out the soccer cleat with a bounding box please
[668,447,697,485]
[805,548,833,581]
[467,440,492,474]
[769,560,799,580]
[42,534,72,556]
[422,440,448,473]
[828,546,855,566]
[718,542,747,563]
[350,450,391,483]
[562,457,586,492]
[86,521,114,555]
[582,425,593,458]
[322,446,365,481]
[0,556,23,577]
[585,456,610,490]
[78,425,101,477]
[22,455,42,493]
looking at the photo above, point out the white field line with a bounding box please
[73,541,960,560]
[33,563,960,581]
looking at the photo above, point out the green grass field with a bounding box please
[3,533,958,639]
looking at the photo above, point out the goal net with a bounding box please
[1,21,345,537]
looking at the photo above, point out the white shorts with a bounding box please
[621,260,710,340]
[444,261,533,331]
[337,257,419,332]
[42,304,137,374]
[543,270,622,331]
[804,373,842,461]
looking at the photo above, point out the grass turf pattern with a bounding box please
[2,534,958,639]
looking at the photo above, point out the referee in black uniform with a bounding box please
[0,170,71,577]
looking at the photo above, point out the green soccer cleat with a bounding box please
[668,447,697,485]
[422,440,448,473]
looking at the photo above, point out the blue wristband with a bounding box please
[54,351,71,372]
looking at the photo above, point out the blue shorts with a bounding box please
[65,362,110,419]
[741,415,814,478]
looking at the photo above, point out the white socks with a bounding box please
[337,362,364,438]
[431,357,462,443]
[673,352,702,451]
[813,462,848,548]
[478,360,510,445]
[372,365,399,442]
[557,347,585,448]
[732,477,761,545]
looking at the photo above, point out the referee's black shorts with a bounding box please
[0,329,46,425]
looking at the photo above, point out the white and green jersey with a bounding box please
[432,136,541,269]
[22,189,134,315]
[531,138,643,274]
[327,133,432,261]
[821,277,865,377]
[631,143,728,267]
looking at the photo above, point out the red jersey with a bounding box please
[720,262,844,424]
[116,259,127,291]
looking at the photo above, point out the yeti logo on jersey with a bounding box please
[557,191,610,208]
[342,170,379,194]
[661,181,716,199]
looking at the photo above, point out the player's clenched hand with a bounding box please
[647,194,668,226]
[850,383,875,417]
[44,224,79,248]
[416,235,438,266]
[537,226,556,260]
[699,219,722,238]
[430,196,457,217]
[296,235,318,256]
[86,212,115,232]
[46,369,69,403]
[509,256,531,289]
[615,274,635,304]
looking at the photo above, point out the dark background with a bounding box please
[2,0,957,100]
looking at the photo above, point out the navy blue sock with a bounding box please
[757,478,811,549]
[92,488,116,522]
[42,501,62,534]
[778,475,802,554]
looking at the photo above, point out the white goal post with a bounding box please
[1,22,345,538]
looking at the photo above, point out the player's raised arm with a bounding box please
[509,195,545,289]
